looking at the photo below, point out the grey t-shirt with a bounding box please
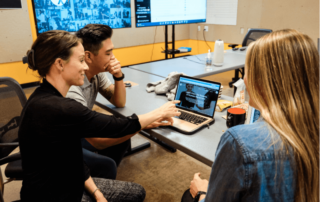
[66,72,112,110]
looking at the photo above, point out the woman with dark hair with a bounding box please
[182,29,319,202]
[19,30,180,202]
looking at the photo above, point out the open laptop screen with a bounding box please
[174,76,221,118]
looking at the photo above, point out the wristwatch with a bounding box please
[113,73,125,81]
[194,191,206,202]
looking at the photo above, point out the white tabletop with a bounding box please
[129,49,247,78]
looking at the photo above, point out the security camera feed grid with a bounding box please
[33,0,131,34]
[175,77,221,117]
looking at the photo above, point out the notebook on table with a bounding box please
[170,75,221,135]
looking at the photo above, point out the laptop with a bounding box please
[170,75,221,135]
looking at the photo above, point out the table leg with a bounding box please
[140,131,176,153]
[124,142,151,157]
[229,67,245,95]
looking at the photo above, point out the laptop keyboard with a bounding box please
[176,110,208,125]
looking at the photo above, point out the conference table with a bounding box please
[95,50,246,166]
[129,49,247,78]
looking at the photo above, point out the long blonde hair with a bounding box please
[246,29,319,202]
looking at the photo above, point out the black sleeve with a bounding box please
[40,98,141,139]
[83,161,90,182]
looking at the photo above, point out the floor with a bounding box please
[2,70,236,202]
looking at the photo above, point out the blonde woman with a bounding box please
[183,29,319,202]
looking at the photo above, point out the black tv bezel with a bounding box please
[134,0,207,28]
[31,0,133,36]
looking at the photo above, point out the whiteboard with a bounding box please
[205,0,238,25]
[0,0,32,63]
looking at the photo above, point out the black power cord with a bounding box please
[150,26,158,61]
[196,24,201,61]
[197,23,200,55]
[194,54,203,62]
[183,57,205,65]
[203,28,212,51]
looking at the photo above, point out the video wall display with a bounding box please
[33,0,131,34]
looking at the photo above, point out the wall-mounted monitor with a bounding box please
[32,0,132,35]
[135,0,206,27]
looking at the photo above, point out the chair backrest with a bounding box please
[0,77,27,159]
[242,28,273,47]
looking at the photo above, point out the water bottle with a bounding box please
[205,49,212,69]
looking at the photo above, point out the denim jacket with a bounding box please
[201,119,295,202]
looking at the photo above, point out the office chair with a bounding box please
[228,28,272,88]
[0,77,27,202]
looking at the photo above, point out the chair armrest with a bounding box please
[228,44,239,48]
[0,143,19,147]
[0,153,21,166]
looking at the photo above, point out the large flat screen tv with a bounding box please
[32,0,132,35]
[135,0,206,27]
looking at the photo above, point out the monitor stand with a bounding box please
[164,25,179,59]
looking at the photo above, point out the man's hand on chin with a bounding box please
[105,56,122,78]
[143,117,174,129]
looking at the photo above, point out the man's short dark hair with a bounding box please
[76,24,113,55]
